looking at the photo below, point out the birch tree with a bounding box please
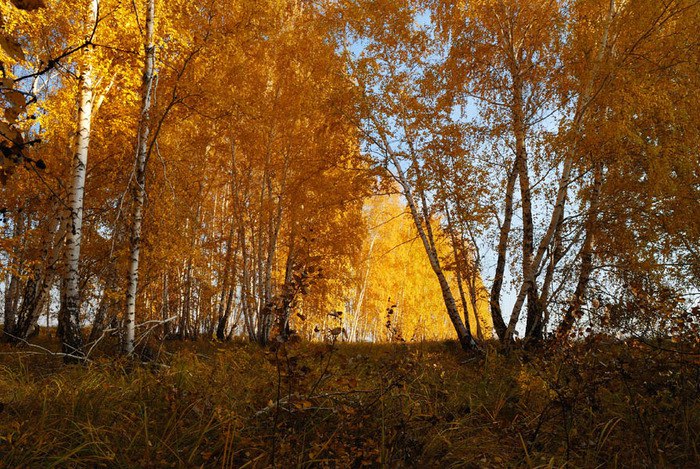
[124,0,155,355]
[58,0,99,360]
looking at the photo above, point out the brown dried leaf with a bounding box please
[0,34,25,61]
[10,0,46,11]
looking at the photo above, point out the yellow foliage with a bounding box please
[341,193,492,342]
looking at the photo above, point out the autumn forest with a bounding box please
[1,0,699,466]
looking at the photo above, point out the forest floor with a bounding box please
[0,334,698,468]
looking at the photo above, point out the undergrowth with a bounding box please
[0,336,698,467]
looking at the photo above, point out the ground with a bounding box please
[0,334,698,467]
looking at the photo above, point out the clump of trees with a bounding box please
[1,0,698,359]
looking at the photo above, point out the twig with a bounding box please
[85,326,118,358]
[132,316,177,352]
[2,331,91,363]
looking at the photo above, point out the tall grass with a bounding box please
[0,337,698,467]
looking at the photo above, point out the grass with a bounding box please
[0,334,698,467]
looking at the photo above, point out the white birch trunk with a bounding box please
[59,0,98,359]
[125,0,156,354]
[351,233,377,341]
[386,148,474,349]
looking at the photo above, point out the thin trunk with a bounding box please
[2,212,22,340]
[216,214,235,340]
[279,241,296,338]
[512,72,542,341]
[125,0,156,354]
[215,282,230,340]
[192,283,201,339]
[181,259,192,339]
[228,304,243,339]
[557,163,603,338]
[380,129,473,349]
[490,160,517,340]
[218,140,242,340]
[15,214,64,341]
[217,234,239,341]
[264,178,276,303]
[259,167,285,344]
[538,208,565,331]
[217,288,235,340]
[89,270,117,342]
[352,233,377,341]
[46,298,50,330]
[3,274,19,339]
[453,192,490,339]
[255,170,266,336]
[240,227,256,341]
[444,205,475,338]
[466,268,483,340]
[162,272,171,337]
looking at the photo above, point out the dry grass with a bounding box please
[0,335,698,467]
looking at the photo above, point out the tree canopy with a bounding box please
[1,0,698,356]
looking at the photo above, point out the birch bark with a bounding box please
[59,0,99,360]
[125,0,156,354]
